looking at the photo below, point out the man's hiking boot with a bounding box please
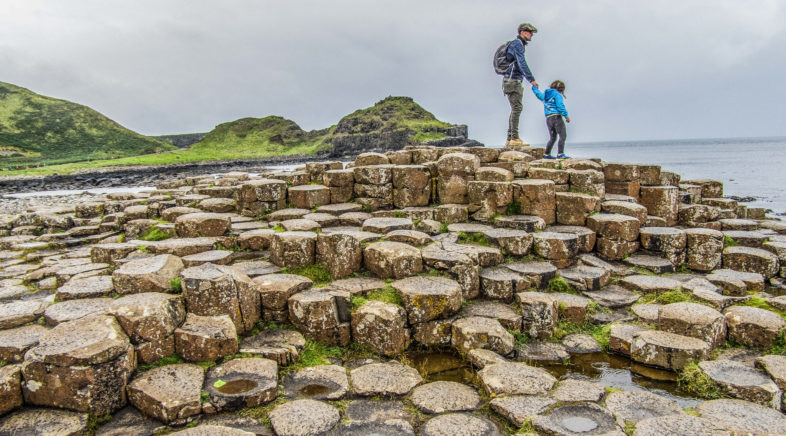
[557,153,570,159]
[505,138,527,147]
[543,154,556,159]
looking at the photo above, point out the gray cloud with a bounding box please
[1,0,784,145]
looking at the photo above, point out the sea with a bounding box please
[7,136,786,217]
[555,136,786,217]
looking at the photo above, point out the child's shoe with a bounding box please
[557,153,570,159]
[543,154,556,159]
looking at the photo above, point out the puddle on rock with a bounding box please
[215,379,258,395]
[408,349,700,408]
[298,384,331,397]
[561,416,598,433]
[405,351,476,384]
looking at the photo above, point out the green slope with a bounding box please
[333,96,452,142]
[4,95,459,176]
[0,81,174,167]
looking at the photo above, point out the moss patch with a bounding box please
[677,361,725,399]
[280,264,332,284]
[457,232,492,247]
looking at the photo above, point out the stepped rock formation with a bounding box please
[0,143,784,434]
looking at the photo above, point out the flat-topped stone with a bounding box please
[584,285,639,308]
[623,254,675,274]
[175,313,238,361]
[270,231,317,268]
[180,263,260,334]
[460,300,522,331]
[239,329,306,365]
[451,316,514,357]
[0,324,49,363]
[559,265,610,291]
[55,274,114,300]
[532,403,622,436]
[698,359,780,407]
[363,241,422,279]
[634,414,727,436]
[43,298,113,325]
[203,358,278,412]
[723,230,769,247]
[269,399,339,436]
[351,300,410,356]
[112,254,184,294]
[532,231,579,261]
[494,214,547,232]
[421,413,501,436]
[128,364,204,424]
[393,276,462,324]
[724,305,785,348]
[696,399,786,435]
[253,273,313,312]
[490,395,557,427]
[630,330,710,370]
[658,302,726,348]
[722,246,779,278]
[479,266,529,301]
[482,228,533,255]
[604,390,682,423]
[504,261,557,288]
[350,361,422,396]
[562,333,603,353]
[478,362,556,396]
[0,408,89,436]
[410,381,481,414]
[22,315,134,414]
[706,269,764,295]
[361,217,413,234]
[515,342,570,363]
[618,274,681,293]
[282,364,347,401]
[181,249,233,267]
[174,212,231,237]
[0,299,47,329]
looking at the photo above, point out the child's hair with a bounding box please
[550,80,566,93]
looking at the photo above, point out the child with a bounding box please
[532,80,571,159]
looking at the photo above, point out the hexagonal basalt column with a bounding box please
[288,288,351,346]
[270,231,317,268]
[112,254,184,294]
[516,292,557,340]
[639,186,680,226]
[392,165,431,208]
[363,241,422,279]
[174,313,238,361]
[108,293,186,364]
[315,231,363,279]
[532,232,579,264]
[725,306,785,348]
[127,364,204,425]
[180,263,260,334]
[252,274,313,322]
[722,246,780,279]
[555,192,600,226]
[234,179,288,216]
[21,315,135,415]
[393,276,462,325]
[512,179,556,224]
[451,316,514,357]
[658,302,726,349]
[174,212,231,237]
[685,228,724,271]
[436,153,481,204]
[287,185,331,209]
[351,300,410,356]
[630,330,710,370]
[467,181,512,221]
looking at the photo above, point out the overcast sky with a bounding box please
[2,0,785,146]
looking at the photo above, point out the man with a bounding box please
[503,22,539,147]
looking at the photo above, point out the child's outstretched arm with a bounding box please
[531,85,545,101]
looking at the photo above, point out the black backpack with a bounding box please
[493,40,514,75]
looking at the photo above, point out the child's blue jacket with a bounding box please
[532,86,569,118]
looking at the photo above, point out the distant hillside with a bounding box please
[0,81,174,167]
[191,96,466,158]
[153,133,207,148]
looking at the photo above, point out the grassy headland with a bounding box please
[2,94,459,176]
[0,81,174,168]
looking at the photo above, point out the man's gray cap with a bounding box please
[518,22,538,33]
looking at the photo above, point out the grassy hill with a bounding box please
[332,96,452,143]
[0,81,174,167]
[2,94,461,176]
